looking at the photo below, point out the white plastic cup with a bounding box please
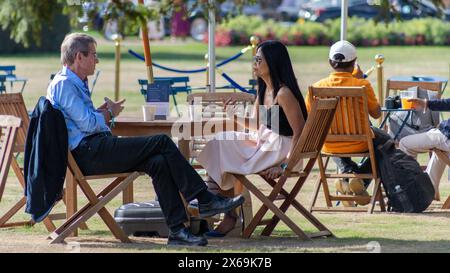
[427,90,438,100]
[399,90,417,99]
[142,104,157,121]
[400,90,417,109]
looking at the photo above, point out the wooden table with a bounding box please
[112,116,240,159]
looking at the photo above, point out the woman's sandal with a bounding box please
[205,206,244,238]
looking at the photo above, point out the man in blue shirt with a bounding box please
[399,97,450,202]
[47,33,244,246]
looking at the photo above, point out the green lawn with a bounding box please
[1,35,448,114]
[0,37,450,253]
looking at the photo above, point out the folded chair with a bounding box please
[0,93,68,231]
[228,98,338,240]
[308,87,386,214]
[48,152,142,244]
[431,149,450,209]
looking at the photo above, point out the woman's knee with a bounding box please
[398,138,407,152]
[399,136,415,154]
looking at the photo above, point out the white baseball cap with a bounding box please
[329,40,357,62]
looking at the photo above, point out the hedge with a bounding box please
[208,16,450,46]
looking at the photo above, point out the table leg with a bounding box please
[0,81,5,94]
[20,81,27,93]
[394,111,411,140]
[379,111,391,129]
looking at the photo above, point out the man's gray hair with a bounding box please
[61,33,97,65]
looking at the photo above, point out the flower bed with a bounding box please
[206,16,450,47]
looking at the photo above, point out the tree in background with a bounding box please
[0,0,71,52]
[0,0,446,49]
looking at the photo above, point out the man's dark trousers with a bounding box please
[72,132,207,228]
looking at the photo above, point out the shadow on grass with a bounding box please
[207,233,450,252]
[69,235,450,253]
[421,210,450,218]
[74,237,210,252]
[66,227,450,253]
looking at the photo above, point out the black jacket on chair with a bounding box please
[24,97,68,222]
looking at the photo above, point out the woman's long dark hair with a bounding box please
[256,40,308,119]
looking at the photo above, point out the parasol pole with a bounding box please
[208,0,216,92]
[340,0,348,41]
[138,0,154,83]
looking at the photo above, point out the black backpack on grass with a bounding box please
[372,128,435,213]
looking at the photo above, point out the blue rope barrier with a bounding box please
[129,49,206,73]
[129,48,255,95]
[128,49,245,74]
[220,72,256,95]
[216,51,245,67]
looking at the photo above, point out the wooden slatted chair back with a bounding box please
[0,93,29,152]
[0,115,22,202]
[308,86,372,144]
[286,98,338,173]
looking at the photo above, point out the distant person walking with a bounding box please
[171,0,190,42]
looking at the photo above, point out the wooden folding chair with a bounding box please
[308,86,386,214]
[228,98,338,240]
[48,152,143,244]
[386,79,444,100]
[431,149,450,209]
[0,93,68,231]
[0,116,22,202]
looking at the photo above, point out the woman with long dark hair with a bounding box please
[197,40,307,236]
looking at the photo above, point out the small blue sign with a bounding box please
[146,80,171,103]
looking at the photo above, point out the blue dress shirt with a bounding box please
[47,66,110,150]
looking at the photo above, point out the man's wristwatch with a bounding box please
[107,108,114,118]
[280,162,288,171]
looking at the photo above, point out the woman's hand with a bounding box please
[259,166,283,180]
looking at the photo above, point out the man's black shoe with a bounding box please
[167,228,208,246]
[198,194,245,218]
